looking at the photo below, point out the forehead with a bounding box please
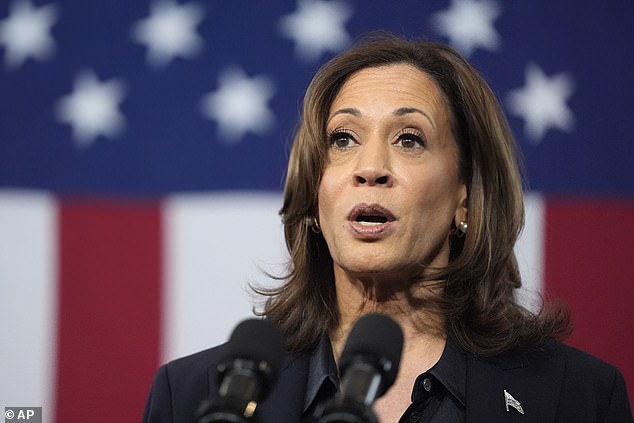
[329,63,448,116]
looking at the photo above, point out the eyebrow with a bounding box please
[329,107,361,118]
[328,107,436,129]
[393,107,436,129]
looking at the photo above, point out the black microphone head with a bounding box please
[339,313,404,397]
[199,319,285,421]
[224,318,285,375]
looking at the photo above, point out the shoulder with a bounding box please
[466,341,632,421]
[500,341,630,399]
[539,341,624,385]
[528,341,631,421]
[143,344,229,423]
[163,343,229,384]
[551,342,629,389]
[143,343,314,423]
[486,340,624,377]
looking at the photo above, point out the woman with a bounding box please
[143,34,632,422]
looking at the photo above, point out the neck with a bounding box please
[329,268,447,366]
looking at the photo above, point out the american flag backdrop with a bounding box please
[1,0,633,421]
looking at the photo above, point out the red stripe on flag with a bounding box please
[545,198,634,406]
[55,201,162,423]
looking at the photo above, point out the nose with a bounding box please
[353,141,393,187]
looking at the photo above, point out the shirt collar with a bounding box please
[304,336,339,413]
[303,333,467,413]
[426,334,467,407]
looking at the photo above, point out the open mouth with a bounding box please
[356,214,388,225]
[349,204,395,226]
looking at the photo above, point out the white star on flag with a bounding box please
[55,71,126,147]
[279,0,352,62]
[131,0,204,68]
[0,0,58,69]
[200,67,276,143]
[432,0,500,57]
[507,63,575,142]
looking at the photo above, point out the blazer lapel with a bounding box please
[258,352,310,422]
[466,345,566,423]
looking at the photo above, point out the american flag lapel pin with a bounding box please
[504,389,525,415]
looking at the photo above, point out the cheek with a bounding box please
[317,172,335,224]
[317,168,348,240]
[409,169,462,217]
[317,168,341,209]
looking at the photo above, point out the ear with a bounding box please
[454,183,468,227]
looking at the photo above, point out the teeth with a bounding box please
[358,221,383,226]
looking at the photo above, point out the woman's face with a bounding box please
[317,63,467,280]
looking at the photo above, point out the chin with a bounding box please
[337,257,411,277]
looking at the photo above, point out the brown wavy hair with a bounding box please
[256,33,570,356]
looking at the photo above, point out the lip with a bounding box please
[347,203,396,238]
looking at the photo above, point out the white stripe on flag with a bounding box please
[162,192,288,362]
[0,191,57,422]
[516,192,545,310]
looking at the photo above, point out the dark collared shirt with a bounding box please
[303,335,466,422]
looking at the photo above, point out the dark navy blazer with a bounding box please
[142,341,632,423]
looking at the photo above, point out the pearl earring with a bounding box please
[458,220,468,235]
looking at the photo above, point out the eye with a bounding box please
[327,128,357,150]
[395,128,425,150]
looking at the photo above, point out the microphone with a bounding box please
[315,313,404,423]
[196,319,285,423]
